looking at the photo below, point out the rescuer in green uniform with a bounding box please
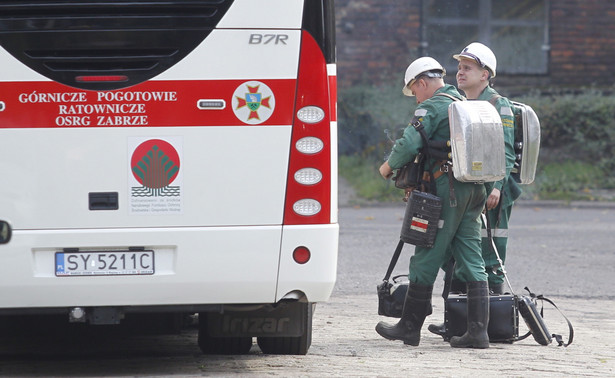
[377,56,489,349]
[428,42,521,339]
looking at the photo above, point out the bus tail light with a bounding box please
[297,106,325,124]
[295,137,324,154]
[292,199,322,217]
[283,30,333,225]
[294,168,322,186]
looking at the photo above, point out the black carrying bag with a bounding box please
[377,275,408,318]
[393,154,425,190]
[377,240,409,317]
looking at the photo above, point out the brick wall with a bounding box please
[336,0,421,88]
[336,0,615,91]
[550,0,615,86]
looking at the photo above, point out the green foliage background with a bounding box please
[338,81,615,202]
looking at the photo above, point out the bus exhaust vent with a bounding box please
[0,0,234,90]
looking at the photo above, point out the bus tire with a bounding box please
[197,328,253,355]
[257,334,310,355]
[257,302,314,355]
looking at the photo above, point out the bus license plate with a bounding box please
[55,250,155,276]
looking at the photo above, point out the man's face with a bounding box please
[456,58,486,91]
[409,78,429,104]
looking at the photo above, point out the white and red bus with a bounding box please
[0,0,337,355]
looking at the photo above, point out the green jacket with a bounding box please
[388,84,464,170]
[478,86,522,206]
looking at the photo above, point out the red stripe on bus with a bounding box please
[0,79,296,128]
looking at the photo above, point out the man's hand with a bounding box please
[486,188,501,210]
[379,161,394,179]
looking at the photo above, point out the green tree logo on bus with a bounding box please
[131,139,180,197]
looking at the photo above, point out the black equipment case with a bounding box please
[441,213,571,346]
[444,293,518,343]
[400,190,441,248]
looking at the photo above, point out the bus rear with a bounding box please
[0,0,337,355]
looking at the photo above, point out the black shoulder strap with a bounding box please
[434,92,463,205]
[441,257,456,300]
[382,239,405,282]
[411,121,438,195]
[412,120,430,147]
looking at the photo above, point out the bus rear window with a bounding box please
[0,0,234,90]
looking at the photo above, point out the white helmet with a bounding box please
[453,42,497,77]
[402,57,446,96]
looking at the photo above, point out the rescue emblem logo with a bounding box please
[232,81,275,124]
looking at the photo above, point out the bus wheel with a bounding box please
[197,328,253,355]
[257,302,314,355]
[257,334,310,355]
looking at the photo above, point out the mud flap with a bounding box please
[206,301,307,338]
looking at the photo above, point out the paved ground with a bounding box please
[184,293,615,376]
[307,294,613,377]
[2,293,610,377]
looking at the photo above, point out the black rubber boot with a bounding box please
[427,322,446,339]
[450,281,490,349]
[375,282,433,346]
[427,278,465,339]
[489,282,504,295]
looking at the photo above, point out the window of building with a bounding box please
[421,0,549,75]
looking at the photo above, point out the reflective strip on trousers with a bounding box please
[481,228,509,238]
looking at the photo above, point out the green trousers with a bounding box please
[409,174,487,286]
[481,203,512,285]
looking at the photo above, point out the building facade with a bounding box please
[336,0,615,92]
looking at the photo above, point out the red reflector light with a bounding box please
[75,75,128,83]
[293,246,311,264]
